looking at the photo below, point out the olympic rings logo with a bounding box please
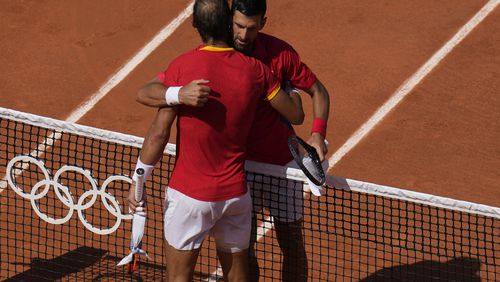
[6,155,133,235]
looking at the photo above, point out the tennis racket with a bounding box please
[128,168,145,274]
[288,135,326,186]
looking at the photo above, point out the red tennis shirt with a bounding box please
[158,45,280,201]
[246,32,318,165]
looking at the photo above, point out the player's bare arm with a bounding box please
[136,78,169,107]
[304,79,330,161]
[137,78,211,108]
[269,88,305,125]
[128,107,177,213]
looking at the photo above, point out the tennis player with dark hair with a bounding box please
[230,1,331,281]
[136,0,331,281]
[128,0,304,281]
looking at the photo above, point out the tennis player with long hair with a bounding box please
[128,0,304,281]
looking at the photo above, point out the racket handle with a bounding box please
[134,168,145,202]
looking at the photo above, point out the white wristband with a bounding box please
[165,86,181,105]
[132,157,155,182]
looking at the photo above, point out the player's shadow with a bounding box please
[5,246,107,281]
[359,257,481,281]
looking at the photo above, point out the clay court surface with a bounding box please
[0,1,499,280]
[1,0,498,206]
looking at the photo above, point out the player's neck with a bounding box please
[205,39,230,48]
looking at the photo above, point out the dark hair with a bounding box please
[231,0,267,17]
[193,0,231,43]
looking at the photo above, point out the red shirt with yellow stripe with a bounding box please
[158,45,280,201]
[246,32,318,165]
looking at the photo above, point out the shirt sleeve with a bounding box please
[281,45,317,90]
[156,60,180,86]
[261,63,281,101]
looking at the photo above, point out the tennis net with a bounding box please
[0,107,499,281]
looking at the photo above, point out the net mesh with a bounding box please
[1,108,499,281]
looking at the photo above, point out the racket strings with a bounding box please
[301,155,323,183]
[288,136,325,186]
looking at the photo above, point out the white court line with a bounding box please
[0,1,194,193]
[327,0,500,171]
[66,1,194,123]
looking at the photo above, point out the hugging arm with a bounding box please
[268,88,305,125]
[304,79,330,161]
[137,78,211,108]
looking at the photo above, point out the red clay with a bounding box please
[1,0,499,279]
[0,0,192,120]
[334,5,500,206]
[1,0,495,211]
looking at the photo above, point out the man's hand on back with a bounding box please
[179,79,211,107]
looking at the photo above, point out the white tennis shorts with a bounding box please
[247,159,328,222]
[247,160,304,223]
[163,187,252,253]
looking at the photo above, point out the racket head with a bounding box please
[288,135,326,186]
